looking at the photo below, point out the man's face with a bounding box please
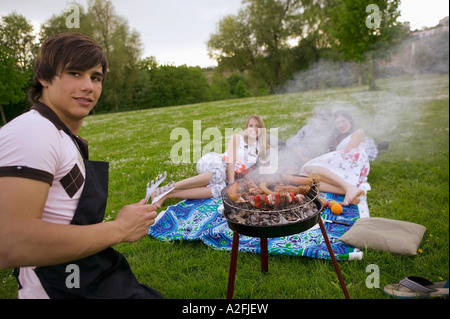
[39,64,104,130]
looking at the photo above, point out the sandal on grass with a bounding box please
[384,276,449,299]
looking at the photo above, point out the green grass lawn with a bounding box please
[1,74,448,299]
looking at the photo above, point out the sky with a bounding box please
[1,0,448,68]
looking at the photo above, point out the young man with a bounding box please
[0,33,162,299]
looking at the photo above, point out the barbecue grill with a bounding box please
[222,179,321,237]
[221,177,350,299]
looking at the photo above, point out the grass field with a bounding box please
[0,74,448,299]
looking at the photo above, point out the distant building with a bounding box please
[412,16,449,39]
[378,16,449,75]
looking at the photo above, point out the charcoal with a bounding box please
[225,202,319,226]
[223,180,321,227]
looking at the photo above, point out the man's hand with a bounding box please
[114,199,158,243]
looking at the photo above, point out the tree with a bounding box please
[139,64,212,108]
[0,13,37,70]
[208,0,306,93]
[89,0,142,111]
[40,4,94,38]
[0,46,28,125]
[328,0,405,90]
[0,13,36,124]
[234,80,250,98]
[245,0,303,84]
[208,14,256,74]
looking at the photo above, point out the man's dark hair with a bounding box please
[28,32,108,104]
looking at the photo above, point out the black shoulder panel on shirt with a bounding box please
[0,166,54,185]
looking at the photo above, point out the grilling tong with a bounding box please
[145,171,175,205]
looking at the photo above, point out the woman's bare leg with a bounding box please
[301,166,365,205]
[171,172,212,190]
[319,181,345,195]
[152,173,213,207]
[153,187,213,208]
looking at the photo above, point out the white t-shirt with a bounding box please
[0,109,86,298]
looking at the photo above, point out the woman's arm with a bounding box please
[225,135,240,184]
[344,128,366,151]
[0,177,157,269]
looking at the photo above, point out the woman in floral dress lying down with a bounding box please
[300,109,370,206]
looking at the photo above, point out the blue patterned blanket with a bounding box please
[148,193,364,261]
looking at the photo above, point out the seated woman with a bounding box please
[300,109,370,206]
[286,107,334,170]
[152,114,269,208]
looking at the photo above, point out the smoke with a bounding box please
[235,31,449,180]
[275,30,449,151]
[244,66,448,181]
[278,60,361,93]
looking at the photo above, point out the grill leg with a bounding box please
[260,237,268,272]
[318,218,350,299]
[227,230,240,299]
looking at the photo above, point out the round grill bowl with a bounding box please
[221,182,323,238]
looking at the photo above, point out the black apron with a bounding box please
[25,103,162,299]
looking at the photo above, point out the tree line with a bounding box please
[0,0,445,125]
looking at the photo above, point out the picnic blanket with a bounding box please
[148,193,369,261]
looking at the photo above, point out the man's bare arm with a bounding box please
[0,177,157,269]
